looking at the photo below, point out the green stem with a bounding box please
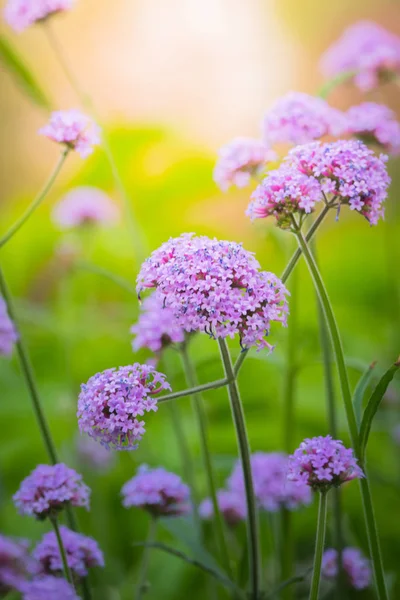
[157,377,231,403]
[218,338,260,600]
[280,509,293,600]
[51,517,75,586]
[317,70,357,99]
[0,149,68,249]
[76,261,137,295]
[309,492,328,600]
[136,517,157,600]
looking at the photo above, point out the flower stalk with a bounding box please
[136,517,157,600]
[50,516,75,587]
[309,492,328,600]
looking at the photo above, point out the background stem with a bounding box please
[51,517,75,587]
[136,517,157,600]
[309,492,328,600]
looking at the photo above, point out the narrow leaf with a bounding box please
[353,361,377,428]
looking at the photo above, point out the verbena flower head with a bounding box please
[13,464,90,519]
[21,576,79,600]
[288,140,390,225]
[76,435,115,472]
[77,364,170,451]
[137,234,289,352]
[53,187,119,229]
[121,465,190,517]
[0,535,31,595]
[228,452,312,511]
[39,110,100,158]
[322,547,371,590]
[0,295,18,357]
[288,436,364,493]
[199,490,246,527]
[320,21,400,91]
[4,0,73,32]
[214,137,276,191]
[263,92,346,146]
[346,102,400,155]
[33,526,104,578]
[131,292,185,354]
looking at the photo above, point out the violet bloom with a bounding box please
[137,234,289,352]
[121,465,190,517]
[4,0,73,32]
[33,526,104,579]
[346,102,400,155]
[0,295,18,357]
[76,435,115,472]
[288,436,364,493]
[39,110,100,158]
[263,92,347,146]
[13,463,90,520]
[53,187,119,229]
[320,21,400,91]
[214,137,276,191]
[322,547,371,590]
[228,452,312,512]
[21,576,79,600]
[0,535,31,595]
[199,490,246,527]
[77,364,170,451]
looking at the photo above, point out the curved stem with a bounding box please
[218,338,260,600]
[136,517,157,600]
[309,492,328,600]
[51,517,75,587]
[76,261,136,295]
[157,377,230,403]
[317,70,357,99]
[0,149,68,249]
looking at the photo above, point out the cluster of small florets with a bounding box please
[77,364,170,451]
[121,465,190,517]
[0,535,31,595]
[199,489,247,527]
[137,234,289,351]
[213,137,276,191]
[33,526,104,579]
[346,102,400,155]
[39,110,100,158]
[13,464,90,519]
[21,576,79,600]
[4,0,73,32]
[0,295,18,357]
[53,187,119,229]
[76,435,116,472]
[322,547,371,590]
[288,436,364,493]
[320,21,400,91]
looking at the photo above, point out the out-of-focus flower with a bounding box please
[288,436,364,493]
[320,21,400,91]
[322,547,371,590]
[137,234,289,352]
[0,295,18,357]
[33,526,104,578]
[199,490,246,527]
[121,465,190,517]
[52,187,119,229]
[4,0,73,32]
[346,102,400,155]
[13,464,90,519]
[39,110,100,158]
[21,576,79,600]
[0,535,31,595]
[76,435,115,472]
[263,92,347,146]
[77,364,170,451]
[228,452,312,512]
[131,292,185,354]
[214,137,276,191]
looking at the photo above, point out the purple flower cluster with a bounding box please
[322,547,371,590]
[0,295,18,357]
[21,576,79,600]
[76,435,115,472]
[39,110,100,158]
[77,364,170,450]
[346,102,400,155]
[213,137,276,191]
[137,234,289,351]
[53,187,119,229]
[13,464,90,519]
[320,21,400,91]
[33,526,104,578]
[0,535,31,595]
[4,0,73,32]
[199,490,246,527]
[121,465,190,517]
[288,436,364,493]
[131,292,185,354]
[263,92,347,146]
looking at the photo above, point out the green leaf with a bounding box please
[353,361,377,428]
[0,35,51,109]
[359,357,400,462]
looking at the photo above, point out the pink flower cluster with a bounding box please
[322,547,371,590]
[77,364,170,450]
[4,0,73,32]
[39,110,100,158]
[0,295,18,357]
[137,234,289,351]
[53,187,119,229]
[346,102,400,155]
[213,137,276,191]
[0,535,31,595]
[121,465,190,517]
[21,576,79,600]
[33,526,104,578]
[288,436,364,493]
[13,463,90,519]
[199,490,246,527]
[321,21,400,91]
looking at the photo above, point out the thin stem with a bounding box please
[280,509,293,600]
[218,338,260,600]
[309,492,328,600]
[76,261,137,295]
[157,377,230,403]
[136,517,157,600]
[0,150,68,249]
[51,517,74,587]
[317,70,357,99]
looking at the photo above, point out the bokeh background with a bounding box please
[0,0,399,598]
